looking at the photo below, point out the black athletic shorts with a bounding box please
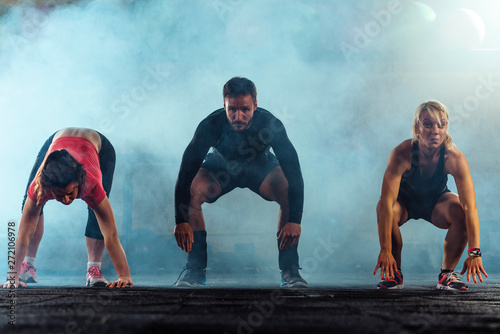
[22,131,115,240]
[398,188,450,223]
[201,149,280,197]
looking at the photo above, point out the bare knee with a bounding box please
[260,167,288,204]
[274,180,288,206]
[32,215,44,239]
[376,199,407,226]
[447,202,467,231]
[432,196,466,230]
[450,201,466,222]
[190,171,221,205]
[190,185,211,206]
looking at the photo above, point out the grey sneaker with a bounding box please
[280,265,308,288]
[175,267,207,287]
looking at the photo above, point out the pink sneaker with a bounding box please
[19,261,38,283]
[377,270,404,289]
[437,271,467,291]
[86,266,108,287]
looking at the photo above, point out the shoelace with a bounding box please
[378,271,401,281]
[283,266,305,282]
[173,266,188,286]
[21,262,30,273]
[21,262,35,274]
[88,266,103,278]
[444,271,461,282]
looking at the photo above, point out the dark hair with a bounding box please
[34,149,86,204]
[223,77,257,102]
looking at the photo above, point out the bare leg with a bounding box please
[189,168,222,231]
[258,166,289,231]
[26,214,44,258]
[258,166,304,273]
[175,168,221,277]
[85,237,107,287]
[391,218,403,269]
[85,237,105,263]
[431,193,468,270]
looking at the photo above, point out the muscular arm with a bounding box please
[374,141,411,279]
[378,146,409,250]
[446,149,480,249]
[174,119,218,224]
[269,119,304,224]
[4,198,41,287]
[445,148,487,282]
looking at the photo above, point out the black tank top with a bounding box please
[398,141,449,204]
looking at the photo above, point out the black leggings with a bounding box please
[22,131,116,240]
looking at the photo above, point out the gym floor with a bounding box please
[2,274,500,334]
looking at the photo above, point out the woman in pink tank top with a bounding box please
[3,128,132,289]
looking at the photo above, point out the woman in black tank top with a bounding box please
[373,101,487,291]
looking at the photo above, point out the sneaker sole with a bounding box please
[86,281,108,287]
[436,284,467,291]
[280,282,308,289]
[175,281,207,288]
[87,282,108,287]
[377,284,404,290]
[19,277,37,284]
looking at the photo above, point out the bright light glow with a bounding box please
[413,1,437,22]
[441,8,486,49]
[460,8,486,44]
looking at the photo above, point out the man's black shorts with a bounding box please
[201,149,279,196]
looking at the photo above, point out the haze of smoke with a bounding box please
[1,0,499,285]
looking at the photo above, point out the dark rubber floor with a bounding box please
[2,275,500,334]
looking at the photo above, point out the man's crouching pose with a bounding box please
[174,77,306,288]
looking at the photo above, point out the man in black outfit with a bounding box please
[174,77,306,288]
